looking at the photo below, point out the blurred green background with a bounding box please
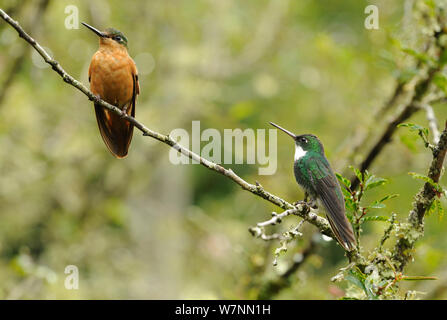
[0,0,446,299]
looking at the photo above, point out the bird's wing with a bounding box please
[305,156,356,250]
[88,54,94,83]
[130,57,140,96]
[129,57,139,118]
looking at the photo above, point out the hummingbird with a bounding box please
[270,122,356,251]
[82,22,140,158]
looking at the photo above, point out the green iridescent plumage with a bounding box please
[104,28,128,47]
[270,123,356,251]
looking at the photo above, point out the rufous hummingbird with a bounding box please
[82,22,140,158]
[270,122,357,251]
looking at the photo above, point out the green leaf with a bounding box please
[401,47,435,65]
[398,123,430,148]
[434,199,444,221]
[345,269,378,299]
[364,280,379,300]
[345,200,355,215]
[438,201,444,221]
[346,213,354,223]
[340,186,352,199]
[336,172,351,189]
[427,200,436,217]
[378,194,399,202]
[398,123,429,136]
[364,176,388,191]
[362,216,389,222]
[345,270,366,291]
[408,172,434,184]
[349,166,364,183]
[369,203,386,209]
[408,173,443,193]
[369,194,400,209]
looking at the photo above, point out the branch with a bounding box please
[341,26,433,180]
[392,121,447,272]
[336,82,408,178]
[350,57,446,190]
[350,10,447,190]
[0,9,335,240]
[374,81,406,121]
[249,207,311,238]
[350,103,420,190]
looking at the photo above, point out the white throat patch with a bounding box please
[294,145,307,161]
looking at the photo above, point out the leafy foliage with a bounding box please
[335,166,443,299]
[398,123,432,149]
[336,168,398,252]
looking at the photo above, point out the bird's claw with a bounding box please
[120,106,128,118]
[293,200,307,207]
[91,93,101,103]
[293,200,318,209]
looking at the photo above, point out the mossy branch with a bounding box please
[391,121,447,272]
[350,12,447,190]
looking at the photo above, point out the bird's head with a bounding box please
[82,22,128,49]
[270,122,324,159]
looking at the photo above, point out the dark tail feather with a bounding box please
[326,214,357,251]
[94,102,134,158]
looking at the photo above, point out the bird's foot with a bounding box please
[308,198,318,209]
[293,200,308,207]
[120,105,128,118]
[293,199,318,209]
[91,93,101,103]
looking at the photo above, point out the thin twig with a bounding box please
[351,63,445,190]
[0,9,335,239]
[350,15,447,190]
[249,209,307,240]
[350,104,420,190]
[257,208,300,228]
[374,81,406,120]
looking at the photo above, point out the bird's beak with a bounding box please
[269,122,297,139]
[81,22,106,38]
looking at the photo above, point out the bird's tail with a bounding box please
[326,214,357,251]
[94,101,134,158]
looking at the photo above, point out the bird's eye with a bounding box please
[300,137,308,144]
[114,36,122,42]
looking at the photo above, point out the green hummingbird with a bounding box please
[270,122,356,251]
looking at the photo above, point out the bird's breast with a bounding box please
[89,50,135,108]
[294,160,312,191]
